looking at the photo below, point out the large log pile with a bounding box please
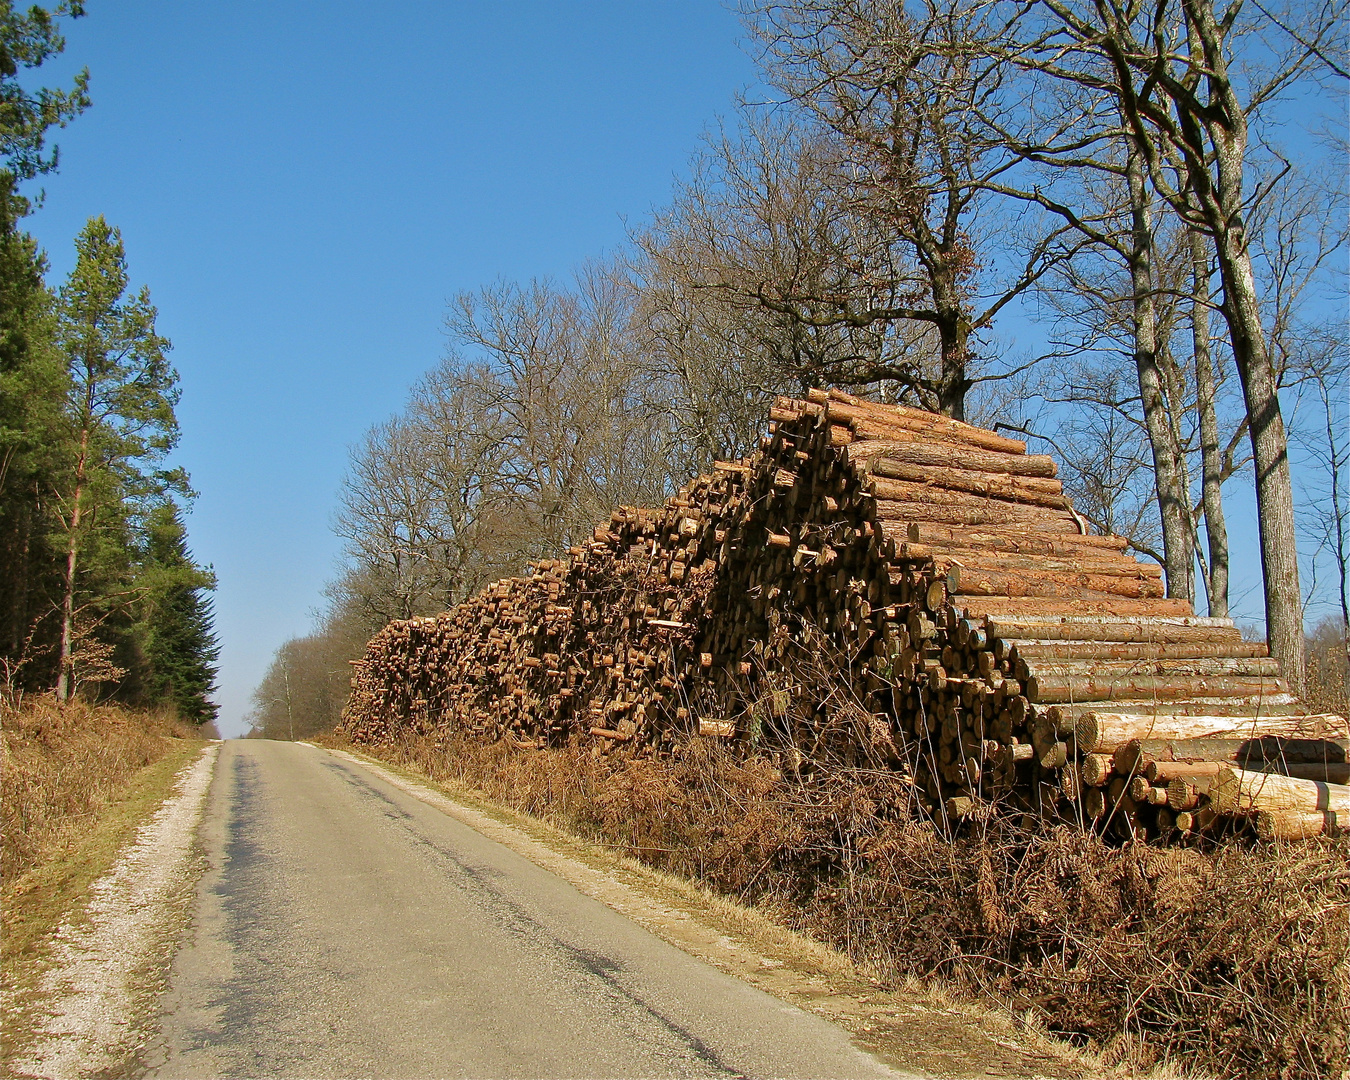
[342,389,1347,842]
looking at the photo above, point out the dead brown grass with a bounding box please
[1,697,199,884]
[1,699,208,1071]
[341,727,1349,1080]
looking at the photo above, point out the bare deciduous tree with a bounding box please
[1014,0,1345,684]
[708,0,1084,417]
[333,266,691,627]
[634,116,923,408]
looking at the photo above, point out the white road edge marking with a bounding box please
[11,743,219,1080]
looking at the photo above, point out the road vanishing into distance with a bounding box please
[148,740,908,1079]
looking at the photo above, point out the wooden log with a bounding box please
[1210,767,1350,814]
[823,398,1028,454]
[1048,697,1306,725]
[1072,711,1339,753]
[1172,807,1217,833]
[945,795,978,818]
[1273,762,1350,784]
[828,423,854,446]
[1145,759,1225,784]
[843,439,1058,478]
[1022,656,1282,680]
[590,726,632,741]
[864,460,1069,508]
[1165,775,1207,810]
[948,565,1165,601]
[956,596,1197,618]
[926,549,1161,580]
[871,478,1074,517]
[1080,753,1115,786]
[905,522,1128,552]
[1115,735,1350,772]
[886,522,1089,552]
[1255,808,1345,840]
[1027,673,1286,706]
[986,614,1239,644]
[1083,786,1106,818]
[1012,640,1264,663]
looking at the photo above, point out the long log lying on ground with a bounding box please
[1211,766,1350,814]
[1069,711,1333,753]
[1256,808,1346,840]
[1114,736,1350,775]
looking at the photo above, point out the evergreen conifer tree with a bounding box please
[136,503,218,723]
[52,215,179,700]
[1,1,89,686]
[0,173,63,675]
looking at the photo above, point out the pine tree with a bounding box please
[52,216,180,700]
[1,1,90,688]
[1,1,90,189]
[136,503,218,723]
[0,173,63,677]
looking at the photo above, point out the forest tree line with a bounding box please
[1,2,218,721]
[248,0,1348,739]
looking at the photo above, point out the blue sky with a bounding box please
[26,1,758,735]
[21,2,1343,736]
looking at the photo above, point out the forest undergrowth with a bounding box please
[341,724,1350,1080]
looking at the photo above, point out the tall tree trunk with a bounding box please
[924,253,971,420]
[55,427,89,702]
[1212,231,1304,687]
[1126,147,1194,602]
[1313,362,1349,649]
[1191,228,1229,617]
[1179,0,1305,687]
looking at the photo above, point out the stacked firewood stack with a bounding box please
[342,388,1348,842]
[343,467,750,752]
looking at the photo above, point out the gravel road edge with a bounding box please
[7,743,219,1080]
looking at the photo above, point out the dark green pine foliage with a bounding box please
[1,0,89,686]
[0,173,63,676]
[1,1,91,187]
[136,503,218,722]
[51,215,181,700]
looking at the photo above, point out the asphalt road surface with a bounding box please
[148,740,906,1079]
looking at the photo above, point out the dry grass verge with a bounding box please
[1,698,200,885]
[1,698,207,1071]
[339,729,1349,1080]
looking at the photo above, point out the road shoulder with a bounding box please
[1,743,218,1080]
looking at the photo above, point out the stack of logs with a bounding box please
[342,388,1348,842]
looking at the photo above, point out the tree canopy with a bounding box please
[0,3,217,719]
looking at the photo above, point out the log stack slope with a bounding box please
[342,388,1347,842]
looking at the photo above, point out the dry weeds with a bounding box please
[1,698,199,885]
[1,699,210,1074]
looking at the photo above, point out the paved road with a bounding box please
[149,740,904,1079]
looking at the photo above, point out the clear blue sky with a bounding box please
[26,1,759,736]
[22,2,1339,737]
